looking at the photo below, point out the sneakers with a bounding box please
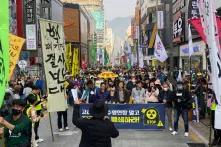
[184,132,189,137]
[59,127,69,131]
[171,131,178,135]
[35,143,39,147]
[169,128,173,132]
[36,138,44,143]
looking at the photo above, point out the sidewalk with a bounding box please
[189,120,211,145]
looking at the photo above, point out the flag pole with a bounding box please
[189,57,192,91]
[206,47,212,147]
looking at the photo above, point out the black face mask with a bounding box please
[12,109,22,116]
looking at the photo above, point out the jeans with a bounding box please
[174,108,189,132]
[57,110,68,129]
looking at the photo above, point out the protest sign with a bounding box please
[0,0,9,106]
[80,104,165,130]
[199,0,221,105]
[39,19,67,112]
[9,34,25,78]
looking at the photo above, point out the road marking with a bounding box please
[53,131,79,136]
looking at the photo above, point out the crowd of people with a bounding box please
[0,66,220,146]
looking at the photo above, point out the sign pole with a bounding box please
[38,18,55,142]
[48,113,55,142]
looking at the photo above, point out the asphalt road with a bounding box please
[37,108,196,147]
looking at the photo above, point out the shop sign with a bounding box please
[188,0,200,39]
[173,0,185,14]
[18,60,27,69]
[173,12,185,43]
[180,41,206,56]
[188,0,200,18]
[24,0,36,24]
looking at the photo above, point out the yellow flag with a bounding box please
[65,43,72,72]
[148,23,157,48]
[9,34,25,78]
[72,48,79,77]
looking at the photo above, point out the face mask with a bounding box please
[132,79,136,83]
[12,108,22,116]
[163,88,169,91]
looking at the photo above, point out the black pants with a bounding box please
[174,108,189,132]
[34,110,41,140]
[57,110,68,129]
[211,110,221,141]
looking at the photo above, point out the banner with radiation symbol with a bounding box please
[80,104,165,129]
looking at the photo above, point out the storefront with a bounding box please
[179,41,206,72]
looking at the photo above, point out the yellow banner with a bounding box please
[72,48,79,77]
[148,24,157,48]
[65,43,72,73]
[9,34,25,78]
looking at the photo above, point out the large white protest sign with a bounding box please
[39,19,67,112]
[199,0,221,129]
[199,0,221,105]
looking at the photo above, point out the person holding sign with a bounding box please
[72,99,119,147]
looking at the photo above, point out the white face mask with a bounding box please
[132,79,136,83]
[163,88,169,91]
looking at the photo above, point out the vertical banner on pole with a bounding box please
[9,34,25,78]
[39,19,67,112]
[149,24,157,48]
[0,0,9,106]
[199,0,221,129]
[65,43,72,73]
[199,0,221,105]
[72,48,79,77]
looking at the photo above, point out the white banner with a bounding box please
[157,11,164,29]
[199,0,221,106]
[154,33,168,62]
[139,47,144,68]
[39,19,67,112]
[26,24,37,50]
[188,24,194,57]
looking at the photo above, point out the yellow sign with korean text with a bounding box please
[9,34,25,78]
[72,48,79,77]
[65,43,72,73]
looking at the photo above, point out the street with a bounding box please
[39,109,195,147]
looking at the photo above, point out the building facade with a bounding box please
[61,0,104,65]
[137,0,173,68]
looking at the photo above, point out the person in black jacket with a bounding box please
[72,100,119,147]
[172,81,192,137]
[159,82,174,132]
[112,81,130,104]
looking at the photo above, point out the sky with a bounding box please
[104,0,136,21]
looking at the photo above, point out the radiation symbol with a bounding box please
[142,107,160,126]
[146,109,157,120]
